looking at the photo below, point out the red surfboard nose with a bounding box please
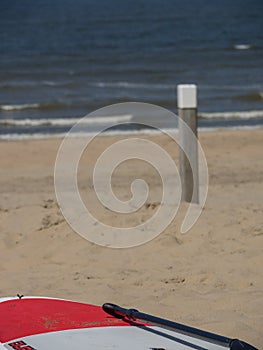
[0,298,129,343]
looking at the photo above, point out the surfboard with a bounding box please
[0,296,257,350]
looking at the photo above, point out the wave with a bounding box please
[0,127,179,141]
[235,92,263,102]
[1,125,263,141]
[92,81,174,90]
[234,44,252,50]
[1,110,262,128]
[0,81,174,91]
[0,103,42,111]
[0,102,71,112]
[199,110,263,120]
[0,114,133,127]
[199,84,263,91]
[0,80,77,90]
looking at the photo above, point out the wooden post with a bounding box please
[177,84,199,204]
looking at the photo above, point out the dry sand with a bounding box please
[0,129,262,348]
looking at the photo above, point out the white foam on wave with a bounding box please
[93,81,173,90]
[0,103,40,111]
[0,133,64,141]
[1,124,263,141]
[0,128,176,141]
[199,110,263,120]
[42,81,58,86]
[0,114,133,127]
[234,44,252,50]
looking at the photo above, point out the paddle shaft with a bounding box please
[102,303,258,350]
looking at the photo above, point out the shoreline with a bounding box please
[1,107,263,141]
[1,123,263,142]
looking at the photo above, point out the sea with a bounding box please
[0,0,263,140]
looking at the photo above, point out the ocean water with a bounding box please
[0,0,263,139]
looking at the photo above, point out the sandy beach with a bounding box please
[0,129,262,348]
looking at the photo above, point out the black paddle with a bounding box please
[102,303,258,350]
